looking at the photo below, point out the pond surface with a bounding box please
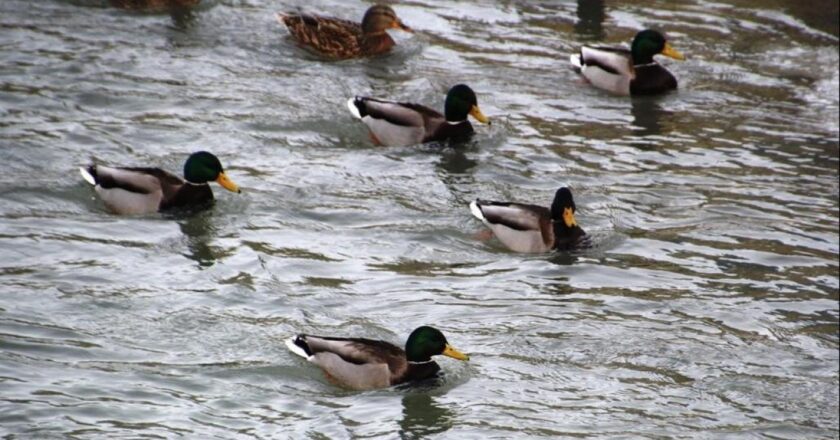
[0,0,838,438]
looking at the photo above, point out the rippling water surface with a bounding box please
[1,0,838,438]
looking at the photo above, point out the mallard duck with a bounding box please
[79,151,240,215]
[277,5,412,60]
[346,84,490,147]
[285,326,469,390]
[109,0,200,12]
[470,187,587,253]
[569,29,685,96]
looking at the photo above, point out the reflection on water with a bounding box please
[575,0,606,41]
[108,0,200,12]
[175,209,219,268]
[398,393,454,439]
[168,8,197,28]
[547,253,579,267]
[433,142,480,204]
[108,0,201,27]
[436,144,478,175]
[630,97,671,138]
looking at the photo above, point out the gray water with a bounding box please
[1,0,838,438]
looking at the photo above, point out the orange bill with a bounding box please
[443,344,469,361]
[661,42,685,61]
[469,105,490,124]
[216,171,241,193]
[563,207,577,228]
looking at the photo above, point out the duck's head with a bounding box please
[631,29,685,64]
[405,326,469,363]
[361,5,412,35]
[444,84,490,125]
[551,187,578,229]
[184,151,241,193]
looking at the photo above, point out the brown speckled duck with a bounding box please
[286,326,469,390]
[80,151,240,215]
[277,5,412,60]
[470,187,588,253]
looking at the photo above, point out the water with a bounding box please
[1,0,837,438]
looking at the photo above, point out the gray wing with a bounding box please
[354,98,429,127]
[90,165,170,194]
[301,335,402,365]
[580,46,634,76]
[472,201,554,253]
[311,352,391,390]
[293,335,404,389]
[87,165,171,215]
[351,98,434,147]
[475,201,549,231]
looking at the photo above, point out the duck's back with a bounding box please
[351,99,438,147]
[87,166,169,214]
[282,14,363,59]
[474,201,555,253]
[297,335,411,389]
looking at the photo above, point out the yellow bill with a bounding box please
[563,207,577,228]
[469,105,490,124]
[661,42,685,61]
[442,344,469,361]
[216,171,241,193]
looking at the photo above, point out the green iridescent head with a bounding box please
[405,326,469,362]
[631,29,685,65]
[183,151,240,193]
[444,84,490,124]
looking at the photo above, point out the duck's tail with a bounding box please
[285,335,313,360]
[346,97,364,120]
[569,52,583,72]
[79,165,97,186]
[469,200,486,222]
